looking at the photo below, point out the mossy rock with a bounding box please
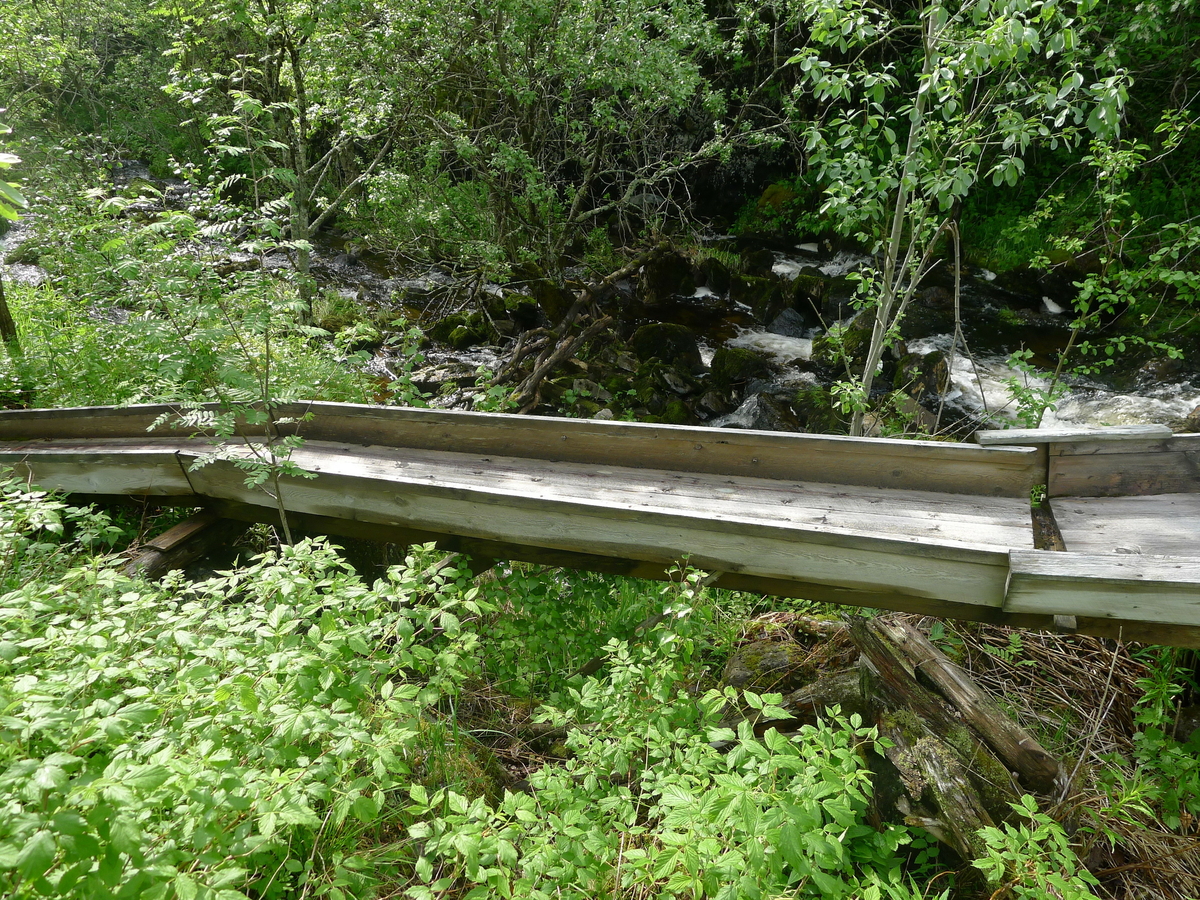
[640,250,695,303]
[429,312,489,349]
[505,294,543,329]
[514,263,574,323]
[628,323,702,369]
[739,248,776,277]
[697,255,733,294]
[811,318,872,370]
[710,347,773,387]
[722,640,814,694]
[729,273,787,323]
[793,385,846,434]
[894,351,949,400]
[662,399,693,425]
[757,183,797,210]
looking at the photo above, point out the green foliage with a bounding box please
[3,169,373,409]
[975,796,1101,899]
[790,0,1128,435]
[0,485,494,899]
[407,675,923,900]
[0,123,25,222]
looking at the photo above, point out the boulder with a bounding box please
[767,308,808,339]
[722,639,814,694]
[709,347,774,387]
[894,350,950,401]
[1181,404,1200,434]
[729,273,787,324]
[640,250,695,304]
[629,323,702,369]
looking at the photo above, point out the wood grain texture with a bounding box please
[883,620,1063,794]
[0,444,194,495]
[123,514,249,579]
[1006,550,1200,626]
[1047,434,1200,498]
[1051,493,1200,557]
[214,500,1200,646]
[179,450,1016,606]
[976,424,1173,445]
[0,402,1044,497]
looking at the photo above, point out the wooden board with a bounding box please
[276,441,1036,551]
[0,444,194,496]
[1051,493,1200,557]
[206,500,1200,648]
[0,403,1045,498]
[976,424,1173,445]
[178,450,1017,607]
[1006,550,1200,627]
[1047,434,1200,498]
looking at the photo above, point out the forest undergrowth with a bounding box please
[1,133,1200,900]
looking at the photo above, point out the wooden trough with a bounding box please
[0,403,1197,645]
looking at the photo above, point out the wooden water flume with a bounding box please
[1,403,1197,645]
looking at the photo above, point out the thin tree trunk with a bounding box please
[0,272,19,356]
[850,7,938,437]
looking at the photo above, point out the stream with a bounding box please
[3,161,1198,434]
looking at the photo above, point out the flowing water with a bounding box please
[4,164,1196,431]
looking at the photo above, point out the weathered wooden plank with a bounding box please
[292,403,1044,498]
[0,403,1046,498]
[1051,493,1200,557]
[210,501,1043,622]
[200,501,1200,647]
[123,512,250,578]
[0,446,195,496]
[0,436,1036,550]
[1047,434,1200,498]
[976,424,1173,445]
[287,442,1034,551]
[143,509,220,551]
[181,452,1016,607]
[1006,550,1200,626]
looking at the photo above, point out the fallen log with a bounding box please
[122,510,250,579]
[881,619,1064,794]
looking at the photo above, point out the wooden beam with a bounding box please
[0,403,1045,498]
[975,424,1174,445]
[1006,550,1200,628]
[122,511,250,578]
[881,620,1063,794]
[179,452,1017,609]
[1047,434,1200,498]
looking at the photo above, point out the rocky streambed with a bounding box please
[5,159,1199,435]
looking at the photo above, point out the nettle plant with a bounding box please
[789,0,1128,435]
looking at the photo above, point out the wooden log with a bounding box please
[872,708,997,862]
[881,620,1063,794]
[852,619,1013,861]
[122,511,250,578]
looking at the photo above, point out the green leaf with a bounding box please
[16,830,56,881]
